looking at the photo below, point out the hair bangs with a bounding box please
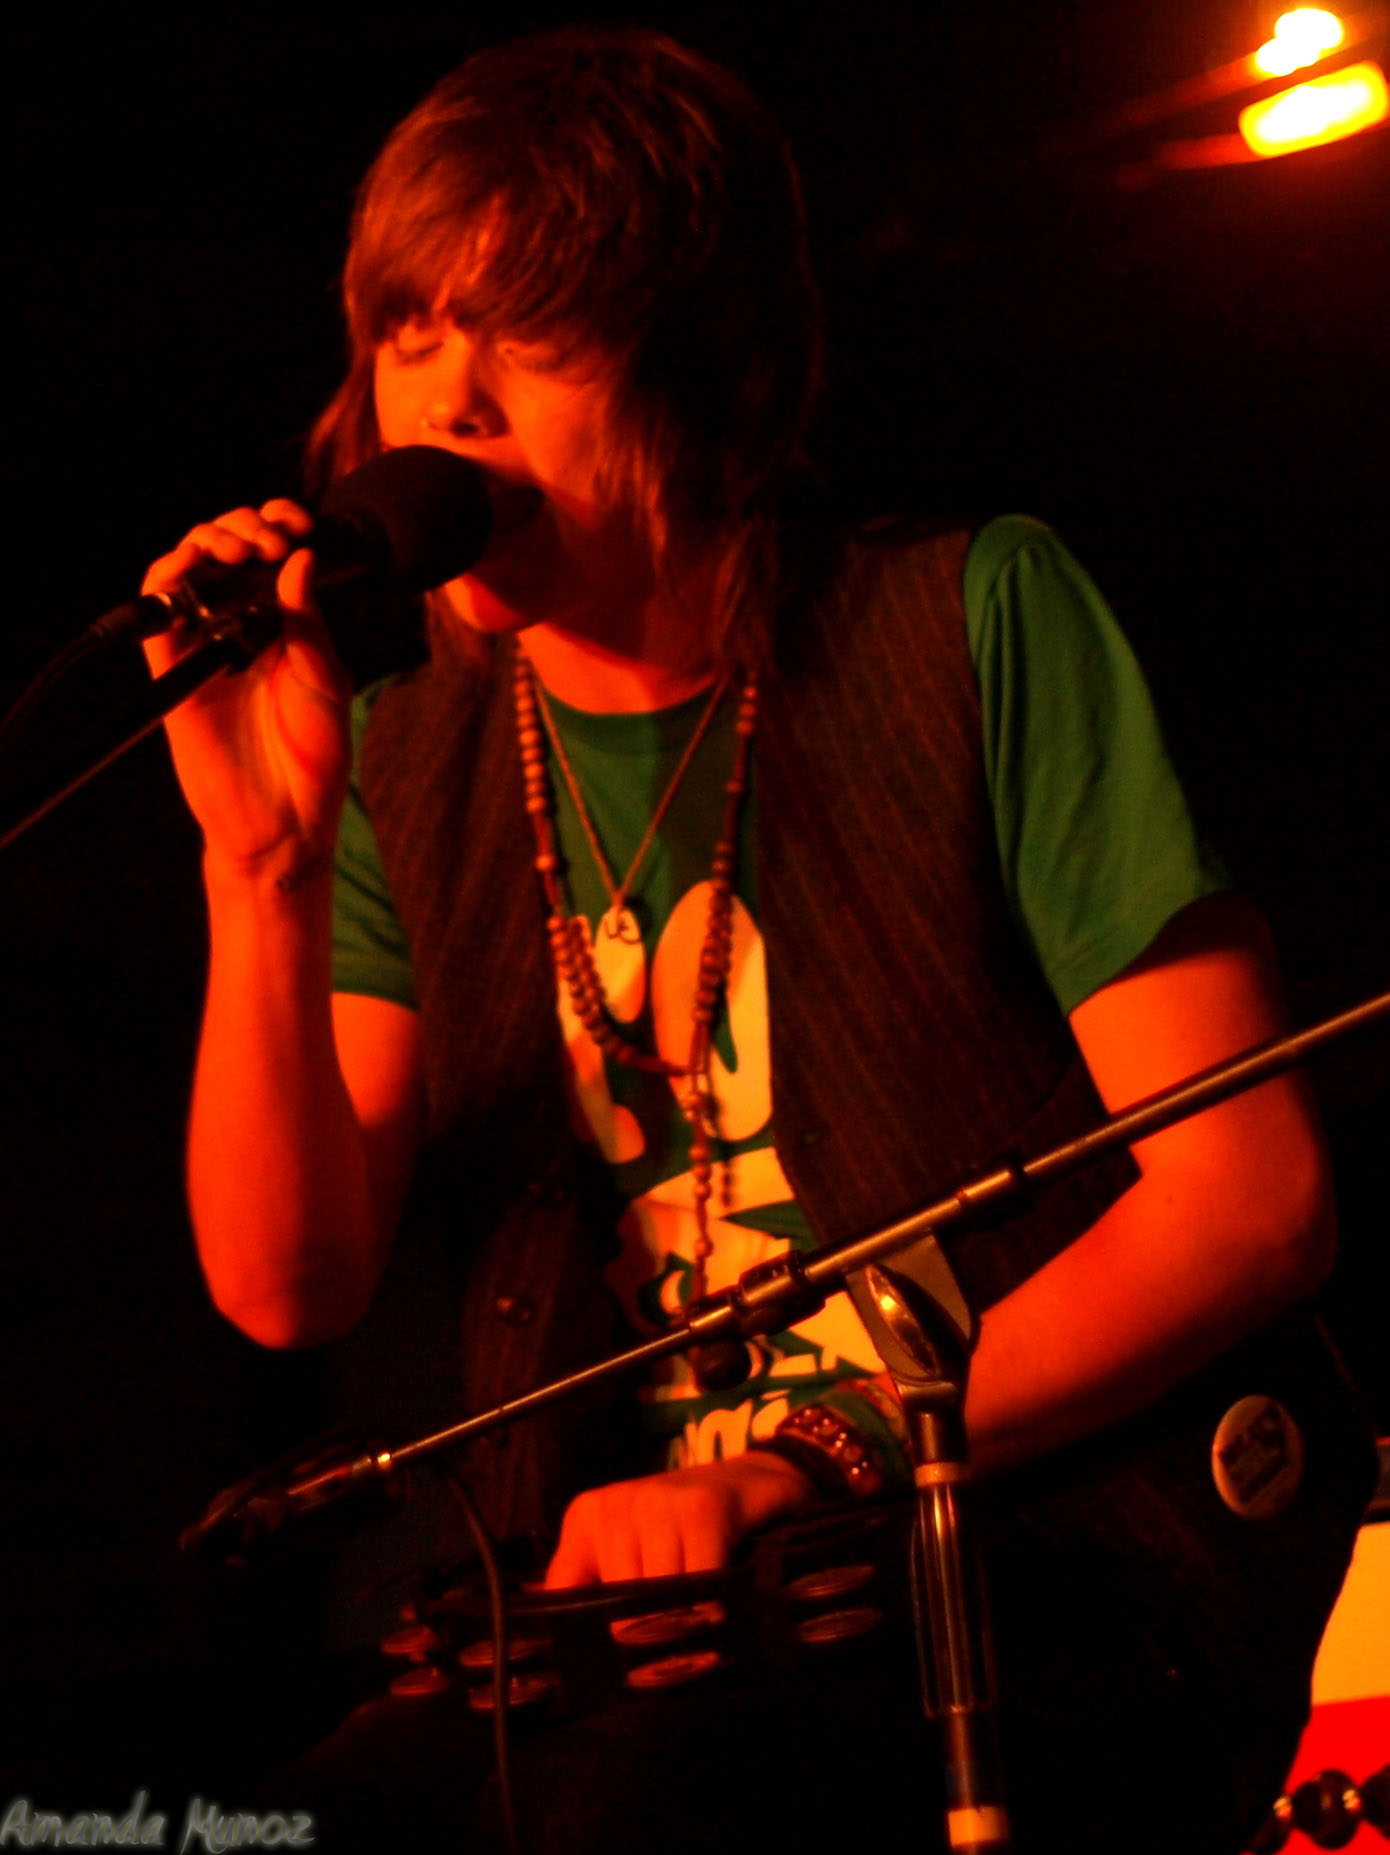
[309,27,825,670]
[347,179,498,351]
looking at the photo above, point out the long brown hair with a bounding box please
[307,26,824,669]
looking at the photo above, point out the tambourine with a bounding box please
[376,1499,919,1723]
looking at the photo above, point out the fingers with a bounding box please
[260,498,314,538]
[278,551,353,707]
[542,1501,601,1589]
[543,1485,659,1589]
[276,547,318,619]
[543,1454,824,1592]
[543,1470,740,1590]
[678,1500,731,1577]
[141,500,314,597]
[619,1497,688,1582]
[142,502,320,678]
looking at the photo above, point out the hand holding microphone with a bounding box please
[135,448,492,877]
[125,446,495,648]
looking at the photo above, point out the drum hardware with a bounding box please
[467,1670,563,1714]
[608,1599,725,1648]
[387,1663,453,1699]
[368,1500,916,1721]
[794,1605,885,1646]
[459,1633,550,1671]
[381,1622,444,1661]
[784,1562,876,1604]
[381,1613,457,1698]
[1247,1764,1390,1848]
[623,1649,728,1691]
[1366,1768,1390,1836]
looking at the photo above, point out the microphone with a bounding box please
[92,446,495,647]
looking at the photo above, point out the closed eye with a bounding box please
[383,315,448,365]
[495,339,566,374]
[388,336,443,366]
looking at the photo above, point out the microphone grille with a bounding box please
[321,446,493,594]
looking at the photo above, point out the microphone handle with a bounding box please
[88,513,386,647]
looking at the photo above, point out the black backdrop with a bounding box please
[4,0,1386,1808]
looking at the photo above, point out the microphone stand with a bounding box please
[0,604,280,854]
[182,985,1390,1853]
[844,1237,1005,1852]
[0,442,494,856]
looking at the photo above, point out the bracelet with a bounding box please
[757,1403,888,1503]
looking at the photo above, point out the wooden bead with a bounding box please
[515,658,759,1303]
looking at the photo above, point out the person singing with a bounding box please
[142,26,1369,1853]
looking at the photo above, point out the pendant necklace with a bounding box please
[514,651,760,1393]
[526,664,729,950]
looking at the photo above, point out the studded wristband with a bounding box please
[756,1402,888,1502]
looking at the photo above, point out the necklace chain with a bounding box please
[513,653,758,1324]
[528,667,729,937]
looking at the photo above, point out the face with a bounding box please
[373,316,653,638]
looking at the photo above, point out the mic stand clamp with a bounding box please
[180,1432,399,1564]
[847,1235,1011,1855]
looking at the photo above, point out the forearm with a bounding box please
[189,845,383,1347]
[963,1084,1335,1476]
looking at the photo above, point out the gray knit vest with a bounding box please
[360,520,1136,1542]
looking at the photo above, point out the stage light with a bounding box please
[1239,58,1388,153]
[1254,9,1346,78]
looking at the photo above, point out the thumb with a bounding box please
[276,546,318,621]
[275,550,349,700]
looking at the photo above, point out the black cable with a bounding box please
[439,1465,522,1855]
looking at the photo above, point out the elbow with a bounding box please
[1146,1107,1338,1337]
[1167,1078,1340,1318]
[210,1274,375,1350]
[1250,1135,1338,1311]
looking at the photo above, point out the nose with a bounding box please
[422,330,502,441]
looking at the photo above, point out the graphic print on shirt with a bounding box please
[555,875,883,1469]
[330,522,1231,1490]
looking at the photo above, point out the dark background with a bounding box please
[3,0,1386,1807]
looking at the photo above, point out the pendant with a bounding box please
[600,905,643,946]
[591,908,646,1024]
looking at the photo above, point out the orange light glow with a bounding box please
[1239,59,1388,153]
[1254,9,1346,77]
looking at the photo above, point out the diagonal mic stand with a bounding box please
[0,602,283,853]
[0,443,492,856]
[183,987,1390,1854]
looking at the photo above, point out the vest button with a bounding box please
[494,1293,536,1326]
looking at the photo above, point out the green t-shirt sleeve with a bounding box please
[331,683,418,1010]
[964,515,1228,1015]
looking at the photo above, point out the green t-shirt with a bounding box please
[331,516,1227,1476]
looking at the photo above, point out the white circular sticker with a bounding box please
[1211,1395,1304,1519]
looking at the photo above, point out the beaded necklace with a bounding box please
[512,652,759,1389]
[528,667,728,951]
